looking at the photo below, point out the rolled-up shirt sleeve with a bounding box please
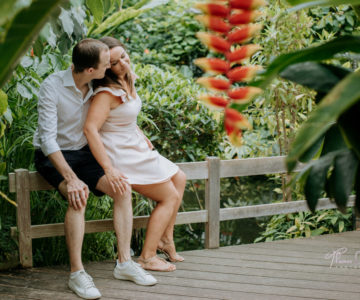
[37,81,60,156]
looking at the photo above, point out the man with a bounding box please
[33,39,156,300]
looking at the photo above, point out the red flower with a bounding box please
[196,77,231,91]
[194,3,230,18]
[196,32,231,53]
[194,58,230,74]
[227,87,263,101]
[225,44,262,64]
[198,94,229,110]
[229,0,267,10]
[228,10,262,25]
[227,65,262,82]
[195,15,231,33]
[227,24,263,44]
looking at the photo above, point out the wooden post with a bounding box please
[15,169,33,268]
[205,157,220,249]
[355,206,360,231]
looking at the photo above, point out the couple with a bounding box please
[33,37,186,299]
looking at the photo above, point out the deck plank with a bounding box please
[1,231,359,299]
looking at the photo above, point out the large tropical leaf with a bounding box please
[0,0,67,88]
[286,0,360,11]
[254,36,360,89]
[0,0,31,27]
[286,70,360,172]
[328,150,358,212]
[280,62,351,93]
[304,151,338,212]
[338,102,360,159]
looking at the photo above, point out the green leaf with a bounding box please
[86,0,104,25]
[311,227,326,236]
[328,150,358,211]
[339,220,344,232]
[0,0,66,88]
[59,7,74,37]
[280,62,351,93]
[0,89,8,116]
[286,0,360,12]
[321,124,347,155]
[299,134,324,163]
[304,151,338,212]
[286,70,360,172]
[16,82,32,99]
[40,23,57,48]
[0,0,31,27]
[254,36,360,89]
[338,102,360,159]
[90,7,144,36]
[355,166,360,214]
[140,0,169,9]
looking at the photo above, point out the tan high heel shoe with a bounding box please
[137,255,176,272]
[157,242,185,262]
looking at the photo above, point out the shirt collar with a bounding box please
[62,68,76,87]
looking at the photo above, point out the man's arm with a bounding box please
[37,81,89,209]
[48,151,89,210]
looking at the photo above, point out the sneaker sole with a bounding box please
[113,272,157,286]
[68,282,102,299]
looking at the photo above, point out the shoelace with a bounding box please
[131,260,151,277]
[78,271,96,289]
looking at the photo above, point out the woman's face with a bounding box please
[109,46,131,77]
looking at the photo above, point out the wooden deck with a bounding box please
[1,231,360,300]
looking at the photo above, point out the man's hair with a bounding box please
[72,39,108,73]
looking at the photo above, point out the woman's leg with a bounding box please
[132,179,180,270]
[158,170,186,260]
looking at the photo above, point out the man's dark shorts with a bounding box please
[34,145,104,197]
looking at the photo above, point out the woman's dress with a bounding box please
[93,87,179,185]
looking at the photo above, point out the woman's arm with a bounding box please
[84,92,128,194]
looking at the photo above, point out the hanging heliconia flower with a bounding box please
[194,0,266,146]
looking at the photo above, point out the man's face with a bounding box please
[91,49,110,79]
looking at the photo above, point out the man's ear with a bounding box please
[87,67,95,74]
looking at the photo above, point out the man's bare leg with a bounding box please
[60,180,86,273]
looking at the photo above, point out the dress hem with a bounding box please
[129,167,179,186]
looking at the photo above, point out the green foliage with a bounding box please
[135,63,224,162]
[113,0,207,75]
[0,0,66,88]
[310,5,359,38]
[255,208,353,242]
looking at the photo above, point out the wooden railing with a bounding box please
[9,156,358,268]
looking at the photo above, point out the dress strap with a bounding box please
[93,87,129,102]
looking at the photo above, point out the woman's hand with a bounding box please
[104,167,129,195]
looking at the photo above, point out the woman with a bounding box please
[84,36,186,272]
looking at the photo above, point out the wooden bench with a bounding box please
[9,156,358,268]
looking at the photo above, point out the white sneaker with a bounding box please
[68,270,102,299]
[113,259,157,286]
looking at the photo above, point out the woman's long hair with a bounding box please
[93,36,136,98]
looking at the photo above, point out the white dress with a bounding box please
[93,86,179,185]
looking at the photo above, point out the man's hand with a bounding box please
[104,167,129,195]
[66,178,89,210]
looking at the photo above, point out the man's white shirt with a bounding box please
[33,68,93,156]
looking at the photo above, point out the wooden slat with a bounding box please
[176,161,208,180]
[15,169,32,268]
[220,156,306,178]
[219,196,355,221]
[205,157,220,249]
[8,173,15,193]
[28,172,54,191]
[9,210,207,239]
